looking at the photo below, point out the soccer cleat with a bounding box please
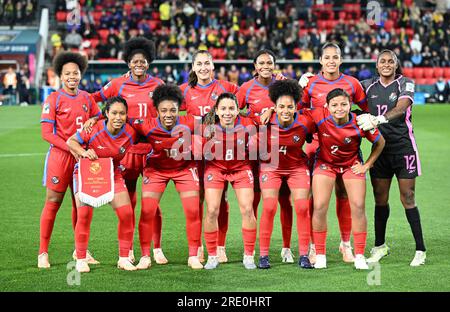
[136,256,151,270]
[217,246,228,263]
[299,255,314,269]
[75,259,90,273]
[281,248,295,263]
[258,256,271,269]
[197,245,205,263]
[72,250,100,265]
[128,249,135,264]
[354,254,369,270]
[204,256,220,270]
[153,248,168,265]
[339,241,355,263]
[410,251,426,267]
[37,252,50,269]
[308,243,317,265]
[117,257,137,271]
[188,256,203,269]
[314,255,327,269]
[243,255,257,270]
[367,244,390,263]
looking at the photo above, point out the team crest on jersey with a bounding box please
[149,92,153,98]
[207,174,213,181]
[389,92,397,102]
[293,135,300,143]
[178,137,185,144]
[82,104,88,112]
[134,119,144,124]
[42,102,50,114]
[211,92,219,101]
[261,174,268,183]
[320,164,328,170]
[51,176,59,184]
[344,137,352,144]
[119,146,126,154]
[237,139,244,145]
[143,177,150,184]
[89,162,102,174]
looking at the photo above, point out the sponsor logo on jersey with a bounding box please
[143,177,150,184]
[323,133,331,137]
[149,92,153,98]
[191,95,200,100]
[261,174,268,183]
[389,92,397,102]
[154,140,162,144]
[89,162,102,174]
[82,104,88,112]
[370,94,378,99]
[119,146,126,154]
[293,135,300,143]
[254,99,261,104]
[207,174,213,181]
[319,164,328,170]
[63,107,71,113]
[134,119,144,124]
[51,176,59,184]
[97,145,106,149]
[126,94,136,98]
[104,81,112,90]
[211,92,219,101]
[42,102,50,114]
[344,137,352,144]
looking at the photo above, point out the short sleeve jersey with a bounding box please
[236,77,275,118]
[361,75,416,154]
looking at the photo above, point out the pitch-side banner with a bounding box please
[78,158,114,208]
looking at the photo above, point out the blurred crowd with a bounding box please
[0,64,33,105]
[0,0,37,26]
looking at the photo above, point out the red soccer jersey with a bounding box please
[92,74,164,119]
[236,77,275,118]
[301,72,368,111]
[40,89,101,143]
[259,113,315,171]
[180,79,239,116]
[304,107,381,167]
[131,115,197,171]
[75,120,138,168]
[203,116,257,171]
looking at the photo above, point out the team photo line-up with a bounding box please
[38,37,426,273]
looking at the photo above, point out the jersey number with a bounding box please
[404,155,416,170]
[225,149,233,161]
[331,145,339,155]
[377,105,388,116]
[199,106,211,116]
[75,116,83,131]
[164,148,178,158]
[279,146,287,155]
[138,103,147,118]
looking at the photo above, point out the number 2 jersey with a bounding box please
[303,107,381,167]
[361,75,417,155]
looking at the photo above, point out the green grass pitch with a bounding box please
[0,104,449,292]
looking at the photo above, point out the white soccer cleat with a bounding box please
[72,249,100,265]
[243,255,257,270]
[188,256,203,269]
[314,255,327,269]
[367,244,390,263]
[410,251,426,267]
[197,245,205,263]
[38,252,50,269]
[153,248,168,265]
[308,243,316,265]
[128,249,135,264]
[75,259,90,273]
[135,256,151,270]
[339,241,355,263]
[204,256,220,270]
[354,254,369,270]
[281,247,295,263]
[117,257,137,271]
[217,246,228,263]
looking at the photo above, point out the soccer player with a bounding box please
[299,42,368,264]
[257,80,315,269]
[357,49,427,266]
[92,37,168,265]
[130,84,203,270]
[179,50,239,263]
[236,49,295,263]
[67,97,138,273]
[201,93,257,270]
[305,88,385,270]
[38,51,101,269]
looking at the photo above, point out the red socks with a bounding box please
[217,197,229,247]
[294,199,310,255]
[152,206,163,249]
[279,194,293,248]
[115,205,134,257]
[337,198,352,242]
[242,228,257,256]
[39,201,62,254]
[259,197,278,256]
[75,205,94,259]
[312,230,327,255]
[139,197,159,257]
[204,230,218,256]
[181,195,201,256]
[253,191,261,219]
[353,232,367,255]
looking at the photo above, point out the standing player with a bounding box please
[257,80,315,269]
[38,51,101,268]
[236,49,295,263]
[357,49,427,266]
[67,97,137,273]
[180,50,239,263]
[300,42,368,263]
[305,88,385,270]
[92,37,168,265]
[201,93,257,270]
[130,84,203,270]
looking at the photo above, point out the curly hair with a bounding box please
[122,37,156,64]
[152,84,183,109]
[53,51,88,76]
[268,79,301,104]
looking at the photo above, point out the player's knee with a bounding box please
[400,189,415,207]
[350,202,366,220]
[206,206,220,220]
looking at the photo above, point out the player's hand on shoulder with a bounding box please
[298,72,314,88]
[275,73,287,81]
[83,117,97,133]
[260,107,275,125]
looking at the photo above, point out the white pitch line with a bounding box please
[0,153,46,158]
